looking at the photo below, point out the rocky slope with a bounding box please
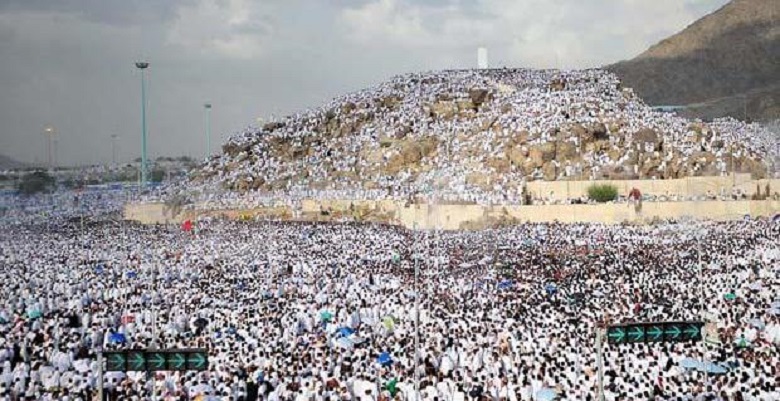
[185,68,776,202]
[609,0,779,122]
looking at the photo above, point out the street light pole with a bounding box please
[204,103,212,158]
[53,138,59,168]
[43,126,55,169]
[111,134,119,166]
[413,222,420,399]
[135,62,150,187]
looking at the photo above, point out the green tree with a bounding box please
[587,184,619,203]
[150,169,166,183]
[17,171,55,195]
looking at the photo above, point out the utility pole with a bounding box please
[135,62,150,187]
[53,138,59,168]
[43,126,55,169]
[413,221,420,399]
[111,134,119,166]
[698,231,710,390]
[204,103,212,159]
[97,350,104,401]
[596,328,605,401]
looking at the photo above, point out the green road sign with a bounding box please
[186,351,208,371]
[646,325,663,342]
[607,327,625,343]
[105,352,126,372]
[128,351,146,371]
[147,352,166,371]
[665,325,681,340]
[683,323,703,341]
[607,321,703,345]
[627,325,645,343]
[103,349,209,372]
[167,352,186,371]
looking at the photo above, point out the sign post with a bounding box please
[97,350,104,401]
[607,321,703,345]
[606,321,707,396]
[103,349,209,372]
[596,328,605,401]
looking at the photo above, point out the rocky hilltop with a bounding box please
[609,0,779,122]
[188,68,776,202]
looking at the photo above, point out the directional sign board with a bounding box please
[147,351,167,371]
[607,321,703,345]
[103,349,208,372]
[105,352,126,371]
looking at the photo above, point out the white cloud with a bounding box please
[338,0,730,68]
[166,0,275,59]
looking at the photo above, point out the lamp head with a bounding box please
[135,62,149,69]
[204,103,212,109]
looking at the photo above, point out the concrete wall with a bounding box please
[524,175,780,200]
[125,199,780,229]
[124,174,780,227]
[123,202,180,225]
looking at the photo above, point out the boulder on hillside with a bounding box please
[743,158,767,179]
[222,142,253,157]
[507,131,530,146]
[542,162,557,180]
[341,102,357,114]
[468,89,491,107]
[633,128,662,151]
[380,95,402,109]
[457,100,477,113]
[505,147,528,166]
[429,102,458,119]
[590,123,609,141]
[394,125,413,140]
[555,142,577,160]
[529,143,556,167]
[487,157,510,174]
[263,122,286,132]
[571,124,588,142]
[466,172,491,190]
[640,157,662,178]
[571,123,608,143]
[550,78,566,91]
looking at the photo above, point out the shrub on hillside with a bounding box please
[587,184,618,203]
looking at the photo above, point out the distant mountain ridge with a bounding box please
[609,0,779,122]
[0,154,25,170]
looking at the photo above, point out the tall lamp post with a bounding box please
[53,138,59,168]
[204,103,212,158]
[111,134,119,166]
[135,62,150,187]
[43,125,55,169]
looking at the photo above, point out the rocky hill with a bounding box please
[184,68,777,203]
[609,0,779,122]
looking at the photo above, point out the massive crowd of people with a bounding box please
[0,190,778,400]
[1,68,778,400]
[174,68,778,209]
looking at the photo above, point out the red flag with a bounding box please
[182,220,193,232]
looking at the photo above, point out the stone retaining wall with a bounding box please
[125,199,780,229]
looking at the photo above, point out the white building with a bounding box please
[477,47,488,69]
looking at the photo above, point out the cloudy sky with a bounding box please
[0,0,730,166]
